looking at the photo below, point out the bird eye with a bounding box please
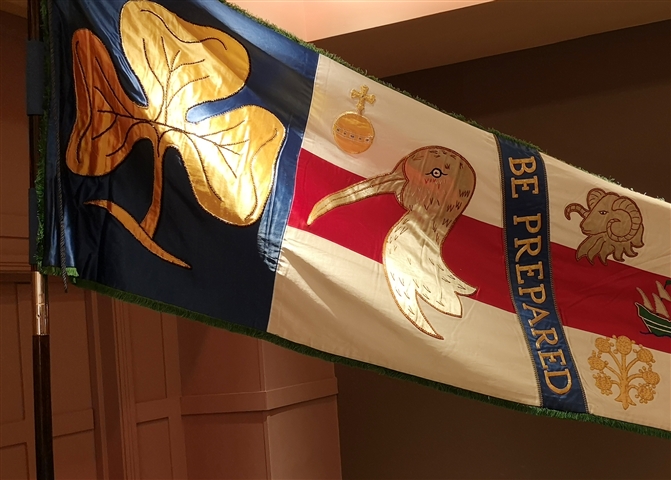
[599,210,607,215]
[427,168,446,178]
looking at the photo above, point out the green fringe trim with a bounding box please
[61,276,668,440]
[40,265,79,278]
[36,0,671,440]
[34,0,51,268]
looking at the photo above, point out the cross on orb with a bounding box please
[351,85,376,115]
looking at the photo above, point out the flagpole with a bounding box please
[28,0,55,478]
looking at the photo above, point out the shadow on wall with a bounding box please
[337,364,671,480]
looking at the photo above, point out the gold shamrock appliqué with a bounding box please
[66,1,286,267]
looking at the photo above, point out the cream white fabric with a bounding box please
[268,227,540,406]
[268,54,671,432]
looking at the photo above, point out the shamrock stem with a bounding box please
[140,148,164,237]
[86,200,189,268]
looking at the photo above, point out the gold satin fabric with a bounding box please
[66,1,285,266]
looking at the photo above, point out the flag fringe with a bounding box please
[34,0,50,268]
[36,267,668,440]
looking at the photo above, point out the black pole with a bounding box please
[28,0,55,478]
[31,276,54,480]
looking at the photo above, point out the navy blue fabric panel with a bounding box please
[44,0,319,331]
[497,136,588,413]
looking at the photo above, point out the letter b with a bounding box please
[509,156,536,175]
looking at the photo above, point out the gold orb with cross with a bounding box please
[333,85,376,155]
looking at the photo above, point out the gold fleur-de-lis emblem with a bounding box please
[588,335,660,410]
[332,85,376,155]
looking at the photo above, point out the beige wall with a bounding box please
[334,20,671,480]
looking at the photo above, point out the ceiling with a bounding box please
[311,0,671,77]
[2,0,669,77]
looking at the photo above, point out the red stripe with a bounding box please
[552,244,670,353]
[288,149,671,353]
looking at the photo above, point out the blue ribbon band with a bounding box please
[497,136,587,413]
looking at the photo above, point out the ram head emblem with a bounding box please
[564,188,644,264]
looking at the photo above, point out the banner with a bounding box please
[41,0,671,435]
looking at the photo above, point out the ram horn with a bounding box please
[587,188,606,209]
[607,197,642,243]
[564,203,588,220]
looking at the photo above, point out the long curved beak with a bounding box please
[307,167,406,225]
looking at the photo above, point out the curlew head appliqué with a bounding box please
[308,146,477,339]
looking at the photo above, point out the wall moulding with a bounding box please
[180,377,338,415]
